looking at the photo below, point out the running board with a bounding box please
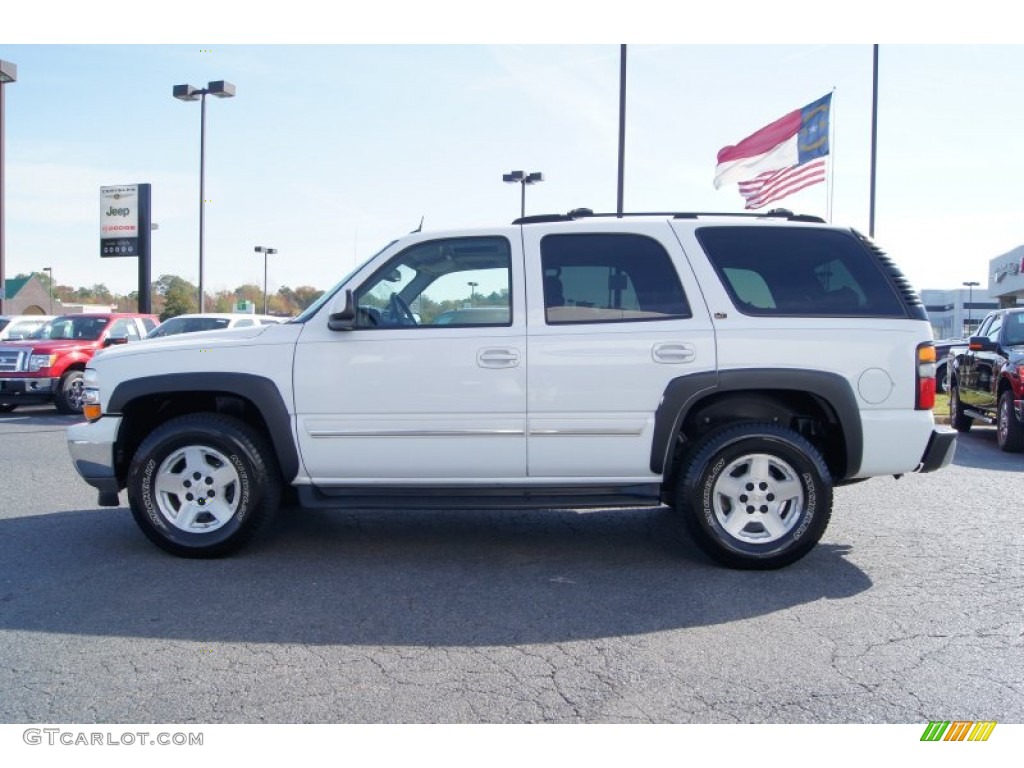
[296,483,663,510]
[964,408,996,424]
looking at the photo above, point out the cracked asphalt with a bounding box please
[0,406,1021,723]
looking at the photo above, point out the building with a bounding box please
[989,246,1024,308]
[0,275,59,315]
[920,286,998,340]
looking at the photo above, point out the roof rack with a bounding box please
[512,208,826,225]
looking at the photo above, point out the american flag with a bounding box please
[737,159,826,210]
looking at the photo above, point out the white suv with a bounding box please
[67,209,955,569]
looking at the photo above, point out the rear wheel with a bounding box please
[997,391,1024,452]
[674,423,833,570]
[127,413,281,557]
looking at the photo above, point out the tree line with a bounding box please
[20,272,325,321]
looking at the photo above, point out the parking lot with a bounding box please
[0,404,1021,724]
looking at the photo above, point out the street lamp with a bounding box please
[467,281,478,306]
[173,80,236,312]
[255,246,277,314]
[503,170,543,218]
[42,266,53,313]
[962,280,980,336]
[0,59,17,316]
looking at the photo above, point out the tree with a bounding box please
[160,280,197,321]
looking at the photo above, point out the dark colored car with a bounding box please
[949,308,1024,451]
[934,338,966,394]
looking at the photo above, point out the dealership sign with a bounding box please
[100,185,141,257]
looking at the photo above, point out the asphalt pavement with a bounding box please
[0,404,1021,724]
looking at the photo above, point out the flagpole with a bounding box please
[616,44,627,216]
[869,44,879,237]
[827,87,836,223]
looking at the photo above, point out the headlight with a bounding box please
[82,368,102,421]
[28,353,57,372]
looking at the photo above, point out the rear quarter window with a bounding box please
[697,226,907,317]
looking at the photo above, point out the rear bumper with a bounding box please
[917,427,957,473]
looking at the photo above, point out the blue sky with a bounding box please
[2,12,1022,299]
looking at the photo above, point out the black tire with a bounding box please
[997,391,1024,452]
[54,369,85,414]
[949,382,973,433]
[0,404,16,413]
[935,361,948,395]
[674,423,833,570]
[126,413,282,557]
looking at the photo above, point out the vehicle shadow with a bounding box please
[950,425,1024,471]
[0,505,872,647]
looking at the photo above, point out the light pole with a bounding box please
[255,246,277,314]
[173,80,236,312]
[467,281,478,306]
[503,170,543,218]
[42,266,52,313]
[0,59,17,316]
[962,280,980,336]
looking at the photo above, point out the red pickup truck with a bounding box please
[0,313,157,414]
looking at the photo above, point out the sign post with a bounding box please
[100,183,152,313]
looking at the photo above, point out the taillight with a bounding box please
[917,343,936,410]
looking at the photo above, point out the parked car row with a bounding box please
[0,312,289,414]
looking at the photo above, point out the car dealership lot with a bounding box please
[0,405,1020,724]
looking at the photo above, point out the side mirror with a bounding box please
[327,289,357,331]
[967,336,996,352]
[103,336,129,347]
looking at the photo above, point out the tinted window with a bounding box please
[1004,313,1024,346]
[698,227,906,317]
[540,234,690,324]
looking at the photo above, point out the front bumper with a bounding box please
[0,376,57,405]
[917,426,957,473]
[67,415,123,502]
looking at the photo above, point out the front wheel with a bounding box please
[997,391,1024,452]
[127,413,282,557]
[949,383,973,433]
[54,370,85,414]
[674,423,833,570]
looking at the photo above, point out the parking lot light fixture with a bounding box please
[0,59,17,316]
[173,80,236,312]
[503,170,544,218]
[43,267,53,313]
[255,246,277,314]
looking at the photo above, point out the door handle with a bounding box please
[478,348,520,368]
[652,342,696,364]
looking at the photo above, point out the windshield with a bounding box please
[293,240,398,323]
[29,316,109,341]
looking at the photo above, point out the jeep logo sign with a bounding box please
[100,184,140,257]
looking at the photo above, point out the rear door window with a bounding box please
[697,226,906,317]
[539,233,690,324]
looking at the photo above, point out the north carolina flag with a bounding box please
[714,93,832,190]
